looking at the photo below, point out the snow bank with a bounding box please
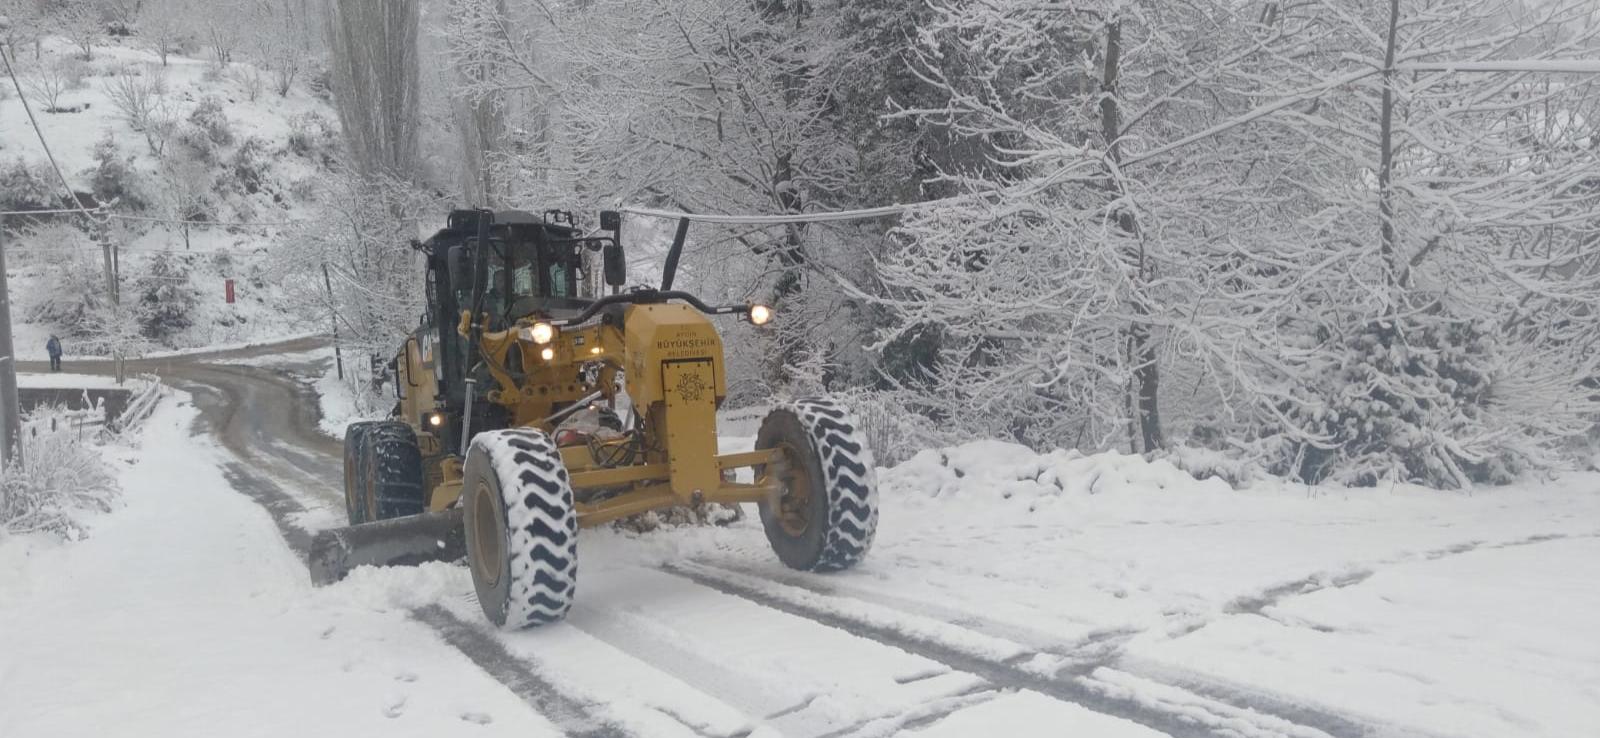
[887,440,1233,502]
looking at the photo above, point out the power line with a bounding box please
[108,213,300,228]
[0,207,109,217]
[3,245,263,256]
[621,203,915,225]
[1,46,107,225]
[0,209,301,229]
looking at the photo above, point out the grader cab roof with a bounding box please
[417,209,581,253]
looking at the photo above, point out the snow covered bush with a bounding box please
[0,157,64,210]
[0,406,118,540]
[286,111,338,162]
[225,136,270,195]
[186,96,235,148]
[1267,307,1597,489]
[89,131,150,210]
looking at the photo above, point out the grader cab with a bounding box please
[310,209,879,628]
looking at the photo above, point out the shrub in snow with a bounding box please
[0,405,118,540]
[89,132,150,210]
[0,157,64,211]
[225,136,270,195]
[1266,307,1596,489]
[136,252,199,342]
[286,111,339,162]
[187,96,235,147]
[844,389,961,468]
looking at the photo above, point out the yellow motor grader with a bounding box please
[309,209,878,628]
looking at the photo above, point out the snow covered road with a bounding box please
[4,339,1599,737]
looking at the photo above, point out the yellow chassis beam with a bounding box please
[570,448,784,528]
[431,447,786,525]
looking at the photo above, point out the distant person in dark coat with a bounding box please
[46,334,62,372]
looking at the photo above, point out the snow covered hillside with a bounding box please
[1,36,337,358]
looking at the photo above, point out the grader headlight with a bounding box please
[523,321,556,344]
[748,304,773,326]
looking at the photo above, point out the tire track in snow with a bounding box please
[412,605,631,738]
[665,561,1386,738]
[1222,530,1600,619]
[566,566,991,737]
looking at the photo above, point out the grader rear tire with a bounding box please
[362,422,427,520]
[463,429,579,628]
[342,421,379,525]
[756,399,878,571]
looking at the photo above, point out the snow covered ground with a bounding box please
[0,398,563,738]
[5,366,1596,737]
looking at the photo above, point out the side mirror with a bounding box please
[599,210,621,231]
[603,242,626,287]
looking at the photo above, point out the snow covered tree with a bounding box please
[875,0,1289,452]
[1232,0,1600,485]
[194,0,244,64]
[135,251,198,342]
[443,0,883,399]
[139,0,190,67]
[324,0,420,181]
[276,168,441,361]
[55,0,105,61]
[247,0,309,96]
[863,0,1600,486]
[0,0,47,60]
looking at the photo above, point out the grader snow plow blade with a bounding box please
[307,508,466,585]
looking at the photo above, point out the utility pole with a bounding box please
[99,221,125,384]
[0,216,23,470]
[322,263,344,380]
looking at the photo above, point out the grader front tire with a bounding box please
[463,429,579,628]
[756,399,879,572]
